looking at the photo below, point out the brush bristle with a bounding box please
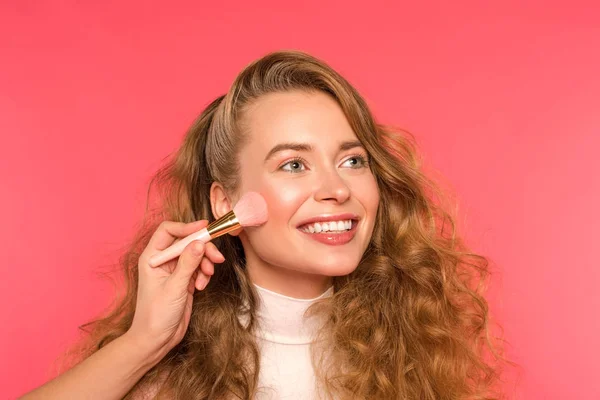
[232,192,268,227]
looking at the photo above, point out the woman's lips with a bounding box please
[297,220,358,246]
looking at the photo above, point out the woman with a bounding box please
[21,50,509,399]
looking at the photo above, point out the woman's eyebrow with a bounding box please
[263,140,364,163]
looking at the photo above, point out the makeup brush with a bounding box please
[148,192,268,268]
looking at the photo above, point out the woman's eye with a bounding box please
[280,159,306,173]
[279,155,368,173]
[342,155,368,168]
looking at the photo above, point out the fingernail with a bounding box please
[196,273,208,290]
[199,277,210,290]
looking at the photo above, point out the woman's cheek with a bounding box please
[262,180,308,213]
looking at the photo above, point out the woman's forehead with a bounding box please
[241,91,359,154]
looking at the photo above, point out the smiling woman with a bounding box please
[22,50,510,400]
[221,90,381,298]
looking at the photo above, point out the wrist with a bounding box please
[121,331,169,368]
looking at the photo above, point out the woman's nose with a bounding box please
[313,170,351,204]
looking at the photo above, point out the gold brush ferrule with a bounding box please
[206,210,241,239]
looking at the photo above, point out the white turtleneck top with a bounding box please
[250,283,333,399]
[131,284,334,400]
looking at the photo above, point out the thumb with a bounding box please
[167,240,205,293]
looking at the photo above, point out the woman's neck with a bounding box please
[244,281,334,345]
[246,262,333,299]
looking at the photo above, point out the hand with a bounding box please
[127,220,225,354]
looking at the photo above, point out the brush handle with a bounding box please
[148,227,212,268]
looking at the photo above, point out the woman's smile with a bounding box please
[297,219,359,246]
[295,213,361,245]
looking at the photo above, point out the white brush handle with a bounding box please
[148,227,212,268]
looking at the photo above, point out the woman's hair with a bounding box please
[54,49,514,399]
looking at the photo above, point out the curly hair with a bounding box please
[53,49,513,399]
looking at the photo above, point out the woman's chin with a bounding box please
[300,260,360,277]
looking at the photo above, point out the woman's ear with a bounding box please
[210,182,242,236]
[210,181,232,219]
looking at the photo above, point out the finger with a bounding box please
[191,268,200,283]
[167,240,205,292]
[148,220,209,252]
[199,256,214,277]
[204,242,225,264]
[189,269,200,293]
[195,274,209,291]
[196,274,210,291]
[196,256,215,291]
[196,266,212,291]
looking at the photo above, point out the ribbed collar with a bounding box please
[251,283,333,345]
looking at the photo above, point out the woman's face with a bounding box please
[233,90,380,297]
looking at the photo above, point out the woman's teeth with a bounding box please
[300,220,353,233]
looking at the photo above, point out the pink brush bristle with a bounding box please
[233,192,268,227]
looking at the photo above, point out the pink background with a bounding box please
[1,1,598,399]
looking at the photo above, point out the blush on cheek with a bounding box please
[270,183,306,204]
[261,182,308,219]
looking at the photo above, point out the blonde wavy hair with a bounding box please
[54,49,513,399]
